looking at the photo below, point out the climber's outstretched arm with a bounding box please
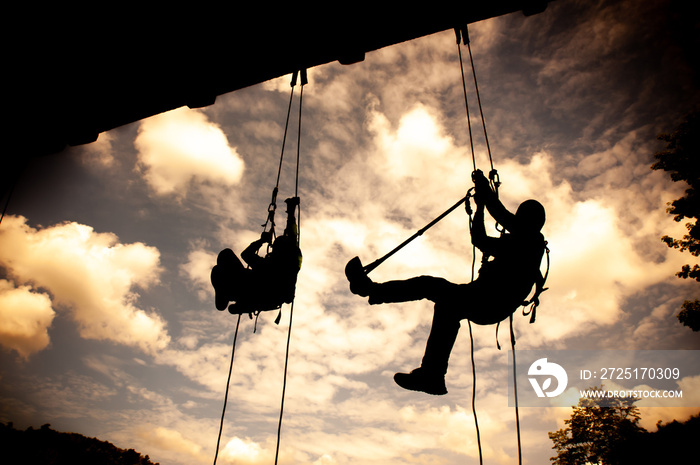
[473,170,517,232]
[484,195,517,232]
[241,232,271,268]
[470,196,501,256]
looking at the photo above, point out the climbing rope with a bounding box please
[263,73,298,241]
[274,69,305,465]
[457,24,529,465]
[457,24,550,463]
[455,26,500,193]
[509,315,523,465]
[212,314,242,465]
[467,321,484,465]
[456,25,486,465]
[456,28,477,174]
[212,69,306,465]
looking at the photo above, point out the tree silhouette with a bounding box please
[548,387,642,465]
[651,112,700,331]
[0,422,159,465]
[549,388,700,464]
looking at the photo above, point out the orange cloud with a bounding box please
[0,215,169,354]
[135,107,245,197]
[0,279,55,358]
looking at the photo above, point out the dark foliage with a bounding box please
[548,388,643,465]
[549,390,699,464]
[677,299,700,331]
[652,111,700,330]
[0,422,159,465]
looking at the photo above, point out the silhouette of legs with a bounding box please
[368,276,467,393]
[392,297,461,395]
[211,248,247,310]
[422,299,461,375]
[345,260,504,395]
[369,276,460,304]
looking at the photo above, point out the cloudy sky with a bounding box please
[2,0,699,464]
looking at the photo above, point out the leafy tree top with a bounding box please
[652,112,700,267]
[548,387,642,465]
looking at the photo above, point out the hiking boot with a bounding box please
[285,197,300,212]
[211,248,236,311]
[393,367,447,395]
[344,256,374,297]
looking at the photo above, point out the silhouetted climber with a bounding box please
[345,171,547,395]
[211,197,302,314]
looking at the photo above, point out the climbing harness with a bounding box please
[212,69,307,465]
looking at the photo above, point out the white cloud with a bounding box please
[180,244,217,301]
[371,104,454,179]
[220,437,264,464]
[135,107,245,196]
[0,279,55,358]
[0,215,169,354]
[141,426,205,462]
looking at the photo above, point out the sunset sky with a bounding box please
[1,1,699,464]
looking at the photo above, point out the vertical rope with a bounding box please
[263,79,297,238]
[295,77,305,198]
[457,38,477,173]
[458,27,484,465]
[212,314,242,465]
[275,79,296,189]
[465,35,494,175]
[274,301,294,465]
[468,321,484,465]
[274,69,305,465]
[510,315,523,465]
[457,25,500,197]
[213,69,305,465]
